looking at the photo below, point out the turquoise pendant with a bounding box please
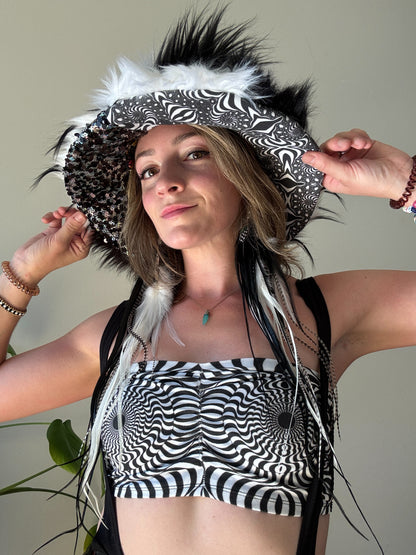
[202,310,210,325]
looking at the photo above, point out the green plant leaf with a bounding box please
[83,523,98,552]
[0,463,59,494]
[7,344,16,356]
[47,419,83,475]
[0,422,49,429]
[0,486,77,500]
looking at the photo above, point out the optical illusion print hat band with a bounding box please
[46,9,324,272]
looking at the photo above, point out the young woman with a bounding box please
[0,10,414,555]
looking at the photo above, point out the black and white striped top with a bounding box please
[101,358,333,516]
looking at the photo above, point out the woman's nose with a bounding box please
[156,163,185,195]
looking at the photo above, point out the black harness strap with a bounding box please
[296,277,332,555]
[85,300,131,555]
[86,276,332,554]
[86,277,145,555]
[99,301,129,376]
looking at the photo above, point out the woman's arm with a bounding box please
[303,131,416,379]
[315,269,416,378]
[0,206,110,421]
[0,307,114,421]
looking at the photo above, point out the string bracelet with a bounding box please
[389,155,416,209]
[0,295,26,317]
[1,261,40,296]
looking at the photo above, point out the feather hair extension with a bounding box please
[130,276,174,349]
[236,236,335,470]
[236,236,289,366]
[82,276,173,488]
[253,262,337,484]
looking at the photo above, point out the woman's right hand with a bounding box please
[10,207,93,285]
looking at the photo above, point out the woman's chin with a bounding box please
[158,230,206,252]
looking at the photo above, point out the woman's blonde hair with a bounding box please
[122,125,299,285]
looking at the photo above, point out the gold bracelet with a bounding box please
[1,261,40,296]
[0,295,26,317]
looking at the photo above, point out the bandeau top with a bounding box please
[100,357,333,516]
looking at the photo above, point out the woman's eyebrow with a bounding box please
[172,131,198,145]
[135,148,154,161]
[135,131,199,161]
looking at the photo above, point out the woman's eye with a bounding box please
[187,150,210,160]
[139,167,158,180]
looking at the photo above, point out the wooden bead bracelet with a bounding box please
[389,155,416,209]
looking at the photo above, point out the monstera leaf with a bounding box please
[0,419,85,495]
[1,349,98,549]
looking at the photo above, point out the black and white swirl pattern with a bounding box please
[101,358,333,516]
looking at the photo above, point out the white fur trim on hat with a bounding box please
[92,59,264,109]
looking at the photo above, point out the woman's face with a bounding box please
[134,125,242,252]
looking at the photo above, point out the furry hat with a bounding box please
[43,7,323,272]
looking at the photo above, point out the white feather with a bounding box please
[255,264,300,437]
[81,278,174,494]
[255,265,335,464]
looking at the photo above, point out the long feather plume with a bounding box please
[81,278,173,492]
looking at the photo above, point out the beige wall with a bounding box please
[0,0,415,553]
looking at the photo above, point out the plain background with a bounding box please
[0,0,415,553]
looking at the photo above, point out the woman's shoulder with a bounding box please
[297,269,416,375]
[285,271,365,347]
[289,271,373,337]
[63,304,123,358]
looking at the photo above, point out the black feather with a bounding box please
[89,235,135,277]
[156,6,265,70]
[32,165,62,189]
[235,233,293,375]
[46,125,77,158]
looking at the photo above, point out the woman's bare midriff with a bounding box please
[116,496,329,554]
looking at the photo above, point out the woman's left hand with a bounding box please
[302,129,413,201]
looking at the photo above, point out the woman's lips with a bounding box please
[161,204,196,219]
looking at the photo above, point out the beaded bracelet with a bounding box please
[0,295,26,317]
[389,155,416,209]
[402,199,416,222]
[1,261,40,296]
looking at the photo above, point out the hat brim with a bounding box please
[64,89,323,263]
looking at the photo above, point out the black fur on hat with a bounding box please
[155,6,311,128]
